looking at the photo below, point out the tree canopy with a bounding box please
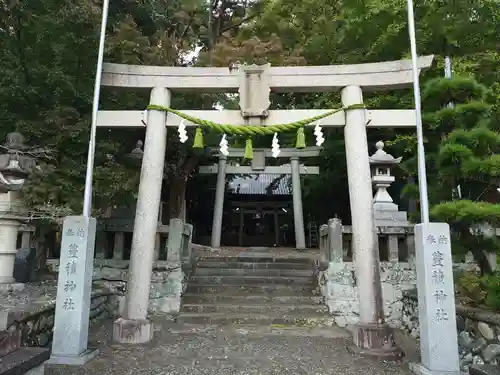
[1,0,499,239]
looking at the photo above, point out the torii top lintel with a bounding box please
[101,55,434,94]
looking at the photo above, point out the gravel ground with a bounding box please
[52,318,416,375]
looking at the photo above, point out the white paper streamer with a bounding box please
[314,121,325,147]
[271,132,280,158]
[178,119,188,143]
[219,134,229,156]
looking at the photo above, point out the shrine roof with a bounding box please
[228,174,291,196]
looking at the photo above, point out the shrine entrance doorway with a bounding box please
[200,148,320,249]
[225,200,294,247]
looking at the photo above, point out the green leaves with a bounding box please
[431,201,500,226]
[423,77,487,110]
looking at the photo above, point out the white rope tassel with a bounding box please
[178,119,188,143]
[314,121,325,147]
[271,132,280,158]
[219,134,229,156]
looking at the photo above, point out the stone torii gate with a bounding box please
[200,146,321,249]
[96,56,434,353]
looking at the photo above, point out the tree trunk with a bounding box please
[472,247,493,275]
[460,228,494,275]
[30,229,49,281]
[169,176,187,221]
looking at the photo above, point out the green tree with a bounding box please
[230,0,500,223]
[428,78,500,274]
[0,0,140,216]
[392,77,500,274]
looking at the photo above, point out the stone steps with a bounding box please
[180,253,331,327]
[196,256,313,264]
[186,284,317,295]
[181,303,329,314]
[182,294,324,305]
[195,261,312,270]
[194,267,313,277]
[177,312,334,326]
[190,275,314,285]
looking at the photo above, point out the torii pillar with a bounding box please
[342,85,400,357]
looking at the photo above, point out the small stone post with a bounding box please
[164,218,183,313]
[167,218,183,263]
[341,86,400,357]
[154,232,161,260]
[291,156,306,249]
[20,229,31,249]
[113,232,125,260]
[113,87,170,344]
[211,155,227,248]
[328,218,343,263]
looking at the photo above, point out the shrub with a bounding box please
[456,271,500,311]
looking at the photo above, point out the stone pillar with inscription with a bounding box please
[410,223,460,375]
[0,132,38,284]
[341,86,400,357]
[49,216,98,365]
[113,87,170,344]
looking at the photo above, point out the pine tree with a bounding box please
[398,77,500,274]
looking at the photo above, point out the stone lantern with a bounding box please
[0,132,37,283]
[129,140,144,161]
[369,140,408,225]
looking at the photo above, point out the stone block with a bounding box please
[13,248,36,283]
[0,347,49,375]
[0,327,20,358]
[46,349,99,366]
[149,296,179,314]
[112,317,152,344]
[166,219,183,263]
[374,210,408,224]
[0,283,24,296]
[469,365,500,375]
[50,216,96,364]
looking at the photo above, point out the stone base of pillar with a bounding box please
[112,317,153,344]
[409,362,465,375]
[46,348,99,366]
[0,275,16,284]
[348,322,403,359]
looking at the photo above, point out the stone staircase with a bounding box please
[178,253,333,326]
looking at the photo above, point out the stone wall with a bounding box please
[317,261,416,328]
[46,258,191,314]
[318,261,475,329]
[402,289,500,371]
[0,282,115,357]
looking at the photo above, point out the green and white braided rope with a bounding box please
[146,103,366,136]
